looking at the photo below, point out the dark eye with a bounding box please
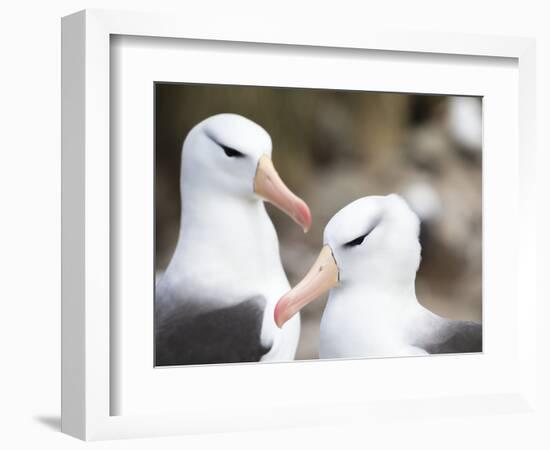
[344,232,369,248]
[221,145,244,158]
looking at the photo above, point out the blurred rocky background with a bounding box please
[155,83,482,360]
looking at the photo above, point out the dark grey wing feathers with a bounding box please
[155,295,271,367]
[417,319,482,354]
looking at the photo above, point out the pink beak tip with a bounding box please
[297,200,312,233]
[273,298,286,328]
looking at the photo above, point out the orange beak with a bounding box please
[254,155,311,232]
[274,245,339,328]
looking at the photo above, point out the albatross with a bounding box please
[155,114,311,366]
[274,194,481,358]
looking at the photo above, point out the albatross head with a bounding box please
[180,114,311,231]
[274,194,421,327]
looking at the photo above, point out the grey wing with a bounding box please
[155,294,272,366]
[416,319,482,354]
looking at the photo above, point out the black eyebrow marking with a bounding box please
[343,218,381,248]
[204,128,245,158]
[344,232,370,247]
[220,144,244,158]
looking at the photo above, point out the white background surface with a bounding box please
[1,1,548,449]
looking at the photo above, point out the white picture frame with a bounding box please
[61,9,537,441]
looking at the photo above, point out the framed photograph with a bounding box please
[61,9,537,440]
